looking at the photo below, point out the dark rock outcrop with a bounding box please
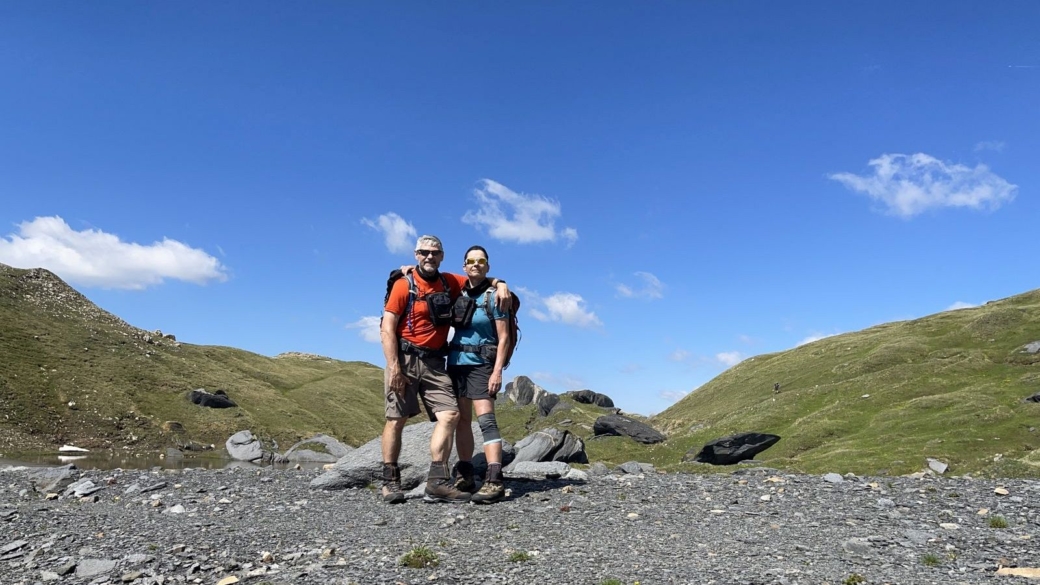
[504,376,559,416]
[592,414,666,444]
[686,432,781,465]
[564,389,615,408]
[504,428,588,470]
[188,388,237,409]
[1024,392,1040,403]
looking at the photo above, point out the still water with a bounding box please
[0,452,327,471]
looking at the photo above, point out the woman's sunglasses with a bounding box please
[464,258,488,266]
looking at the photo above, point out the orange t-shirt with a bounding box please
[385,271,466,349]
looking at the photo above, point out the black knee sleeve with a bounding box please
[478,412,501,444]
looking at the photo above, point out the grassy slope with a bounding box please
[0,264,386,453]
[652,289,1040,477]
[4,262,1039,477]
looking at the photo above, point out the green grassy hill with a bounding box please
[4,261,1039,477]
[0,264,386,454]
[651,289,1040,477]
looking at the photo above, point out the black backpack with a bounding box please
[382,269,452,331]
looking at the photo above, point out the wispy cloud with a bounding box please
[521,287,602,328]
[973,140,1006,153]
[659,389,689,403]
[668,349,693,363]
[829,153,1017,218]
[361,212,417,254]
[346,316,382,343]
[462,179,578,245]
[797,331,839,347]
[715,352,744,367]
[0,216,227,290]
[529,371,586,391]
[738,334,758,345]
[616,271,664,300]
[945,301,977,311]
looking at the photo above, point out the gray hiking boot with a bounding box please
[471,481,504,504]
[423,462,471,503]
[381,463,406,504]
[452,461,477,494]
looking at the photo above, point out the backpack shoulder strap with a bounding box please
[404,273,419,333]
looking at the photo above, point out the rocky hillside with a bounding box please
[0,263,387,454]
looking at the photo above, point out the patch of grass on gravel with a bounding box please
[922,552,942,567]
[989,515,1009,528]
[843,574,866,585]
[400,546,438,569]
[507,551,531,563]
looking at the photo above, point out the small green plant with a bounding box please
[506,523,520,530]
[147,544,158,551]
[508,551,531,563]
[946,492,960,498]
[989,515,1009,529]
[599,580,624,585]
[922,552,941,567]
[843,574,866,585]
[617,493,627,501]
[400,546,439,569]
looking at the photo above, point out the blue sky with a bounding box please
[1,3,1037,415]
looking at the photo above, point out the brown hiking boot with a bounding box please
[452,461,477,493]
[471,481,504,504]
[423,462,471,503]
[381,463,406,504]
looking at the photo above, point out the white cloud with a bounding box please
[659,390,689,403]
[797,332,839,347]
[829,153,1017,218]
[616,271,664,300]
[346,316,382,343]
[462,179,578,245]
[529,371,586,391]
[738,334,757,345]
[361,212,417,254]
[0,216,227,290]
[715,352,744,367]
[974,140,1005,153]
[668,349,693,363]
[945,301,977,311]
[523,289,602,328]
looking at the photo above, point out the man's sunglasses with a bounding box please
[465,258,487,266]
[416,249,443,257]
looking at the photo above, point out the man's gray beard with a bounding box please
[416,266,439,279]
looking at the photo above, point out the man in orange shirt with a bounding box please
[379,235,509,503]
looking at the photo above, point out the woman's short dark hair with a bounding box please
[463,245,489,262]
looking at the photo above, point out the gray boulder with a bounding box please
[505,428,588,470]
[686,432,781,465]
[506,376,560,416]
[617,461,655,475]
[593,414,666,444]
[1024,392,1040,403]
[1023,341,1040,354]
[310,422,514,491]
[564,389,615,408]
[283,434,353,463]
[27,464,78,494]
[188,388,237,409]
[226,430,265,462]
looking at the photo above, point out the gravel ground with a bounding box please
[2,464,1039,585]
